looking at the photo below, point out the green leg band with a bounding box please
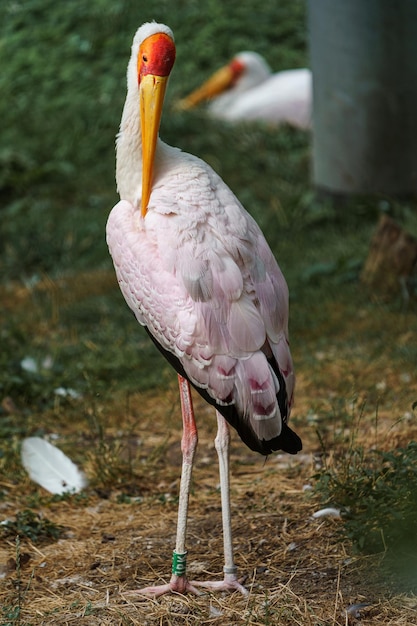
[172,550,187,576]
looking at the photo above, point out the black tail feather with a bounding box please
[143,327,302,456]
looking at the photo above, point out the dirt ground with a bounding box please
[1,275,417,625]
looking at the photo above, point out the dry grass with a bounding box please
[1,272,417,625]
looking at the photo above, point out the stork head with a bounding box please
[131,23,176,217]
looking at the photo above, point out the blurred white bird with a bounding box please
[179,51,312,129]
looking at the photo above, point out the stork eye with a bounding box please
[142,54,148,63]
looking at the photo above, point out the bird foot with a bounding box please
[191,572,248,596]
[124,573,248,599]
[123,574,203,599]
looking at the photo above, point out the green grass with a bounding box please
[314,440,417,590]
[1,509,63,543]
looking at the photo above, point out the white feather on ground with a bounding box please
[312,507,341,519]
[21,437,87,494]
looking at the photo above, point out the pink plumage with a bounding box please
[107,145,299,454]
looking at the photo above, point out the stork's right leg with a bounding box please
[128,374,201,597]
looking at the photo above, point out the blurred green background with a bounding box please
[1,0,415,413]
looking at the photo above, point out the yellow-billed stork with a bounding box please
[179,51,312,129]
[106,22,302,597]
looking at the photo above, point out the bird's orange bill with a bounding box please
[178,65,236,110]
[140,74,168,217]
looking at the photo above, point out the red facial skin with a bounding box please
[138,33,176,82]
[229,58,245,86]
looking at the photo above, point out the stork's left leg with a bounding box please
[190,411,248,595]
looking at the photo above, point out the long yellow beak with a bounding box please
[140,73,168,217]
[177,65,235,110]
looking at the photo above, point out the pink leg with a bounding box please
[129,375,201,597]
[128,381,247,598]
